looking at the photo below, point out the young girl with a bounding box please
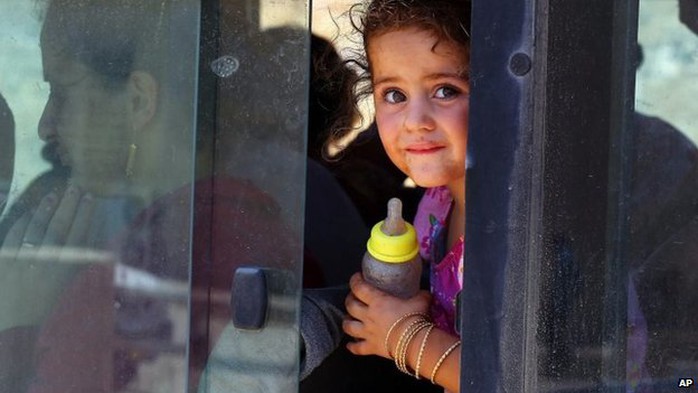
[337,0,470,392]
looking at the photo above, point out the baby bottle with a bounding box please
[362,198,422,299]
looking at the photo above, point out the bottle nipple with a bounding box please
[381,198,406,236]
[366,198,419,263]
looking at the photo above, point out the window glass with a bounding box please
[195,1,309,392]
[630,0,698,389]
[481,1,698,391]
[0,0,199,391]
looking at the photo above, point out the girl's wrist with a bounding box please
[385,313,437,376]
[384,312,430,359]
[400,324,461,384]
[419,330,461,386]
[395,319,432,373]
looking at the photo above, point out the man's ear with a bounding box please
[128,71,158,131]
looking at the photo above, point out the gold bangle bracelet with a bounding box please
[430,340,461,384]
[397,321,431,374]
[414,323,435,379]
[393,318,428,372]
[384,312,429,358]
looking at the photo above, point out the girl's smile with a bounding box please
[405,142,445,154]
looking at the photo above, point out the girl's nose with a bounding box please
[403,98,436,133]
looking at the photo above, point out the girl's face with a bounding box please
[368,27,469,191]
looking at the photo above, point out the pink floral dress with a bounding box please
[414,186,464,336]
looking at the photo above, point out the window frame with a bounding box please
[464,0,639,391]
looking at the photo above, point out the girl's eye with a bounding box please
[384,89,407,104]
[434,86,461,99]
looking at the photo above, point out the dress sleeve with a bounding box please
[414,187,453,261]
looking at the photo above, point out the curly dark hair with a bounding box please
[357,0,471,52]
[325,0,471,153]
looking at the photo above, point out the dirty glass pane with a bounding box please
[0,0,199,391]
[629,0,698,390]
[195,1,309,392]
[534,1,698,391]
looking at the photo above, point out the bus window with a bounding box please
[1,0,311,391]
[629,0,698,388]
[0,0,199,391]
[194,1,309,392]
[463,0,697,391]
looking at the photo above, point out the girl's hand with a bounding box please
[342,272,431,359]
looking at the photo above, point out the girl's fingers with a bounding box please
[346,339,373,356]
[415,290,433,304]
[344,292,368,319]
[342,318,365,339]
[349,272,385,305]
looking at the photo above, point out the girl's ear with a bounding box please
[127,70,158,131]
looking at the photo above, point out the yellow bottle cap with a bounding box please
[366,220,420,263]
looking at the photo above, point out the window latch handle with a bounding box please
[231,267,268,330]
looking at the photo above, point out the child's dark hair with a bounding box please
[325,0,471,154]
[358,0,471,54]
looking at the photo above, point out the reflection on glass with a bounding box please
[630,0,698,390]
[0,0,199,391]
